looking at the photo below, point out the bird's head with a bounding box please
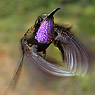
[34,8,60,43]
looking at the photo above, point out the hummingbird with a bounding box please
[4,8,88,94]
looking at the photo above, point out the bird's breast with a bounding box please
[35,20,54,43]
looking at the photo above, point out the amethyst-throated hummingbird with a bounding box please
[5,8,88,95]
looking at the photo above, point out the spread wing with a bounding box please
[53,24,89,76]
[28,45,76,76]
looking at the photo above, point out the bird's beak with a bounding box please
[47,8,60,18]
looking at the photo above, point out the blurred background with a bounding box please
[0,0,95,95]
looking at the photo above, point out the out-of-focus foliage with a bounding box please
[0,0,95,35]
[0,0,95,17]
[0,0,95,95]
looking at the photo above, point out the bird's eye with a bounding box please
[36,18,43,24]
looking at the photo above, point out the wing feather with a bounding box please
[54,24,88,76]
[27,45,75,76]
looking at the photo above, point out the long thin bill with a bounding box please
[47,8,60,18]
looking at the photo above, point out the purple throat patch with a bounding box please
[35,20,54,43]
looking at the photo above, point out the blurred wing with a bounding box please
[4,41,24,95]
[53,24,89,76]
[27,45,75,76]
[4,55,24,95]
